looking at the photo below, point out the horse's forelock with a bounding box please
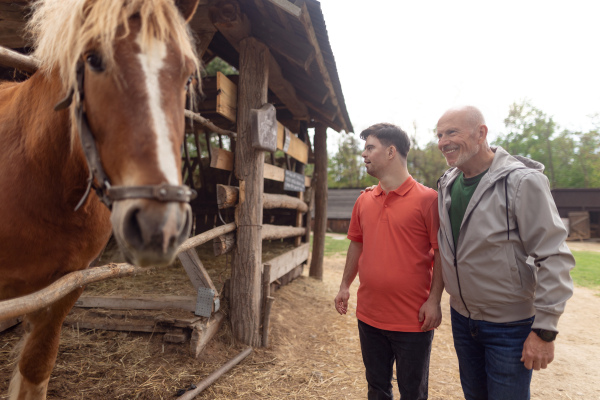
[28,0,199,95]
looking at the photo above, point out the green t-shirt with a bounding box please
[449,169,488,249]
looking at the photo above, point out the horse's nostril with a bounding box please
[123,206,143,249]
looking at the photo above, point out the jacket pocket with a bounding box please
[504,245,522,289]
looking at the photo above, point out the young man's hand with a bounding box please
[334,288,350,315]
[418,298,442,331]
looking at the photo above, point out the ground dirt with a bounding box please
[0,240,599,399]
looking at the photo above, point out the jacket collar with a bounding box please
[438,146,545,190]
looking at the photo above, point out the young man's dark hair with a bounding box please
[359,123,411,158]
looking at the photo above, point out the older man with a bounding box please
[436,106,575,400]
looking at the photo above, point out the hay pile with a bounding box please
[0,245,466,399]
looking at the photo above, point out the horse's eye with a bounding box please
[86,53,104,72]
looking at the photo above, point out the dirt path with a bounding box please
[251,240,600,399]
[0,242,598,399]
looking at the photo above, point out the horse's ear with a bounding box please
[175,0,200,22]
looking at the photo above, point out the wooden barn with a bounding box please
[0,0,352,354]
[312,188,362,234]
[551,188,600,240]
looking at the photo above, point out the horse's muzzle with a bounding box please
[110,199,192,267]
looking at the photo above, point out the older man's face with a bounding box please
[436,112,481,169]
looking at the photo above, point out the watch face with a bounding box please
[538,329,558,341]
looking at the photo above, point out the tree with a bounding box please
[494,100,600,189]
[203,57,238,77]
[499,100,558,187]
[327,135,377,188]
[407,139,448,189]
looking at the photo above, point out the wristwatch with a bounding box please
[532,329,558,342]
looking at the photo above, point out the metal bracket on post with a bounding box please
[195,287,220,317]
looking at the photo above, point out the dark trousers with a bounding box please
[358,320,434,400]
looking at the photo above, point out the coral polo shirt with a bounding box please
[347,176,439,332]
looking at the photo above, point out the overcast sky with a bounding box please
[318,0,600,151]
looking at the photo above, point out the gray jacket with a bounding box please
[437,146,574,331]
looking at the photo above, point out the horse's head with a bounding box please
[31,0,201,266]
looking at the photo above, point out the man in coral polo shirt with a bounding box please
[334,123,443,400]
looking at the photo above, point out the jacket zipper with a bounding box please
[442,178,471,318]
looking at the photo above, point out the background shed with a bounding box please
[311,188,362,234]
[551,188,600,240]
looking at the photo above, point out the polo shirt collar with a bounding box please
[374,175,416,197]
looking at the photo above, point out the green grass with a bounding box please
[324,235,351,257]
[571,251,600,290]
[309,234,350,257]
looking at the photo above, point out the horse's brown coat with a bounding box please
[0,1,200,398]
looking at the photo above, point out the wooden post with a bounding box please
[309,123,327,280]
[231,36,269,347]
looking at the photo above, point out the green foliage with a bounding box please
[570,251,600,290]
[327,135,377,188]
[494,100,600,189]
[407,140,448,189]
[203,57,238,77]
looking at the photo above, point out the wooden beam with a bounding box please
[0,46,39,73]
[251,15,315,72]
[216,71,238,122]
[187,3,218,58]
[230,36,270,347]
[266,0,302,18]
[264,192,308,212]
[211,0,309,120]
[0,316,21,333]
[210,149,311,187]
[189,311,226,358]
[178,346,252,398]
[63,308,204,334]
[309,123,327,279]
[297,3,349,132]
[185,109,236,138]
[217,184,308,212]
[0,263,144,321]
[276,122,308,164]
[261,263,272,347]
[177,222,237,253]
[213,232,235,256]
[210,146,234,170]
[266,51,309,120]
[263,242,309,283]
[261,224,305,240]
[177,249,218,292]
[74,295,197,312]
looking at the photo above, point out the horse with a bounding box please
[0,0,202,398]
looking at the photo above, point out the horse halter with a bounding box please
[55,62,196,211]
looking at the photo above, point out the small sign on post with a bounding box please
[283,169,306,192]
[251,103,277,152]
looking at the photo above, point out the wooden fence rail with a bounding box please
[217,184,308,212]
[0,46,38,73]
[0,222,236,322]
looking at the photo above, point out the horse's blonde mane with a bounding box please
[27,0,199,94]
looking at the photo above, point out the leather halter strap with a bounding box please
[55,62,196,211]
